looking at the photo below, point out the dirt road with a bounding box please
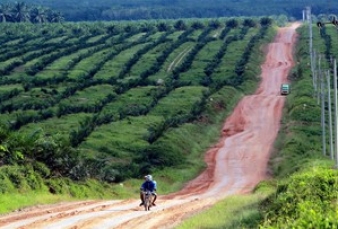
[0,23,300,229]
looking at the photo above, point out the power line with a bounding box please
[307,6,338,165]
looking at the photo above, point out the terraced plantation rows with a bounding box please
[0,19,274,181]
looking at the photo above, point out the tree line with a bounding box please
[0,2,63,23]
[14,0,338,22]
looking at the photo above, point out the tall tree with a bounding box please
[12,2,30,22]
[0,3,12,22]
[49,11,64,23]
[173,20,187,30]
[30,6,48,23]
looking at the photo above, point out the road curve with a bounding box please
[0,23,300,229]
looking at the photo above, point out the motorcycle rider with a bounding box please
[139,174,157,206]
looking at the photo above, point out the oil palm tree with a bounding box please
[0,3,12,22]
[173,20,187,30]
[30,6,48,23]
[0,2,64,23]
[12,2,30,22]
[49,11,64,23]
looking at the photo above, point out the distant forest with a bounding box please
[2,0,338,21]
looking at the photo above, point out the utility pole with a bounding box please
[334,59,338,167]
[321,70,326,156]
[307,6,313,75]
[327,70,334,160]
[310,50,317,90]
[318,55,322,105]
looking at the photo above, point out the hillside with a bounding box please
[0,18,275,188]
[0,16,277,228]
[0,22,299,229]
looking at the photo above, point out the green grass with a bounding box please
[0,177,137,214]
[44,48,95,71]
[23,36,46,46]
[208,27,257,83]
[61,84,116,106]
[0,58,22,71]
[24,49,62,70]
[80,115,164,157]
[175,182,275,229]
[2,94,47,109]
[149,86,207,117]
[0,84,22,92]
[147,31,166,40]
[179,39,223,85]
[64,35,92,44]
[188,29,204,40]
[19,113,92,136]
[73,47,112,71]
[176,194,269,229]
[167,30,185,40]
[125,32,147,42]
[101,86,156,114]
[0,110,38,125]
[44,36,69,45]
[129,42,170,79]
[0,192,76,214]
[86,34,107,43]
[96,43,150,80]
[2,38,24,46]
[211,28,224,38]
[148,41,195,82]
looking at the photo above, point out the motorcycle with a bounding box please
[142,190,154,211]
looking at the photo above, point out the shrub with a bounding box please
[261,168,338,228]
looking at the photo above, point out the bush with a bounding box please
[0,171,16,193]
[261,168,338,228]
[0,165,46,193]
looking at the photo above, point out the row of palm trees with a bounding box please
[0,2,63,23]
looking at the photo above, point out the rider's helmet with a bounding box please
[144,175,153,181]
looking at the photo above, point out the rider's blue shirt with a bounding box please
[140,181,156,192]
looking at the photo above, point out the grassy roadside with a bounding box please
[0,192,75,213]
[177,183,275,229]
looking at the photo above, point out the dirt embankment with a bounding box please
[0,23,300,229]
